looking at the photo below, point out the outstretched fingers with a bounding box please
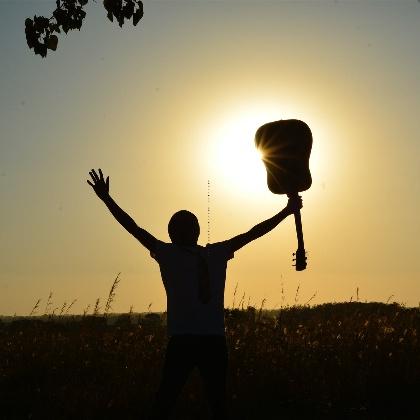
[88,172,96,185]
[87,169,109,195]
[90,169,100,183]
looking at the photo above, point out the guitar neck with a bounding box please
[287,193,307,271]
[293,209,305,251]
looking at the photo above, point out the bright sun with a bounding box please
[207,106,285,197]
[202,102,326,205]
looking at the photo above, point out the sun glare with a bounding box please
[207,106,286,197]
[204,103,327,201]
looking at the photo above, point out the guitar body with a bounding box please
[255,119,312,194]
[255,119,313,271]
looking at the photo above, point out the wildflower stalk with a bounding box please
[104,272,121,316]
[29,299,41,316]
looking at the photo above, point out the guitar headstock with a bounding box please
[293,248,307,271]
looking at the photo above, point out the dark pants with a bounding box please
[150,334,228,420]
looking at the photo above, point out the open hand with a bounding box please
[285,194,303,215]
[87,168,109,200]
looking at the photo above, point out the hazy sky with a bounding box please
[1,0,419,315]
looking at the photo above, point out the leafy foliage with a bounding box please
[25,0,144,58]
[1,302,419,418]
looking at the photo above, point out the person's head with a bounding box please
[168,210,200,246]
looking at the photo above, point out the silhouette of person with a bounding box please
[87,168,302,420]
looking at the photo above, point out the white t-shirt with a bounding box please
[151,241,234,337]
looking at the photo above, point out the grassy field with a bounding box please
[1,302,419,419]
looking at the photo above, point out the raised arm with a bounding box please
[87,168,157,253]
[226,195,302,253]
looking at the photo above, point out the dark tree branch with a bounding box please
[25,0,144,58]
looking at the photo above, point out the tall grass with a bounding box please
[3,276,419,418]
[1,279,419,419]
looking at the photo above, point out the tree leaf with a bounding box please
[123,1,134,19]
[34,43,48,58]
[133,7,143,26]
[117,13,124,28]
[47,34,58,51]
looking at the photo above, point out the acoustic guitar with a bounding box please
[255,119,312,270]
